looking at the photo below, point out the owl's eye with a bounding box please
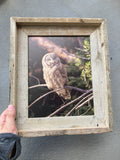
[45,56,55,66]
[46,56,51,61]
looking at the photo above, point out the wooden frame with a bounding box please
[9,17,113,137]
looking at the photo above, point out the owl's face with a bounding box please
[44,53,61,68]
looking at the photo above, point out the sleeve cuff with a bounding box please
[0,133,21,160]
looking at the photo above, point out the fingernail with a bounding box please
[8,105,15,110]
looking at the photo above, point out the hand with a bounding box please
[0,105,18,135]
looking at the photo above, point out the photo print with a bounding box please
[28,36,94,118]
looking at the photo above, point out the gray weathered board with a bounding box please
[9,17,113,137]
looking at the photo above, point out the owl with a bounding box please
[42,53,71,100]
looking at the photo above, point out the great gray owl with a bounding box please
[42,53,71,100]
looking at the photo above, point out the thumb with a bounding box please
[0,108,8,126]
[6,105,16,127]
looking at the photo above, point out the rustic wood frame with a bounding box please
[9,17,113,137]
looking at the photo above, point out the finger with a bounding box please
[5,105,16,130]
[0,108,8,126]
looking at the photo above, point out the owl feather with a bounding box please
[42,53,71,99]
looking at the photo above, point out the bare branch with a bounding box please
[73,92,93,109]
[28,88,64,108]
[29,84,47,89]
[75,95,93,110]
[47,89,92,117]
[29,84,87,93]
[65,86,86,93]
[65,93,93,116]
[28,84,91,109]
[31,37,90,63]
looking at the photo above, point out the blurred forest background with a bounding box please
[28,36,94,117]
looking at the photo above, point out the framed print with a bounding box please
[9,17,113,137]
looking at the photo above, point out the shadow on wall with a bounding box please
[21,134,107,154]
[0,0,7,5]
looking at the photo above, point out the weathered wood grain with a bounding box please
[10,17,113,137]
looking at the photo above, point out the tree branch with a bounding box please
[75,95,93,110]
[29,84,87,93]
[31,37,90,63]
[29,84,47,89]
[28,88,64,108]
[73,92,93,109]
[65,93,93,116]
[47,89,92,117]
[65,86,86,93]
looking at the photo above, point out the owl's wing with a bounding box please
[50,65,67,89]
[60,64,68,84]
[52,66,71,99]
[43,68,53,89]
